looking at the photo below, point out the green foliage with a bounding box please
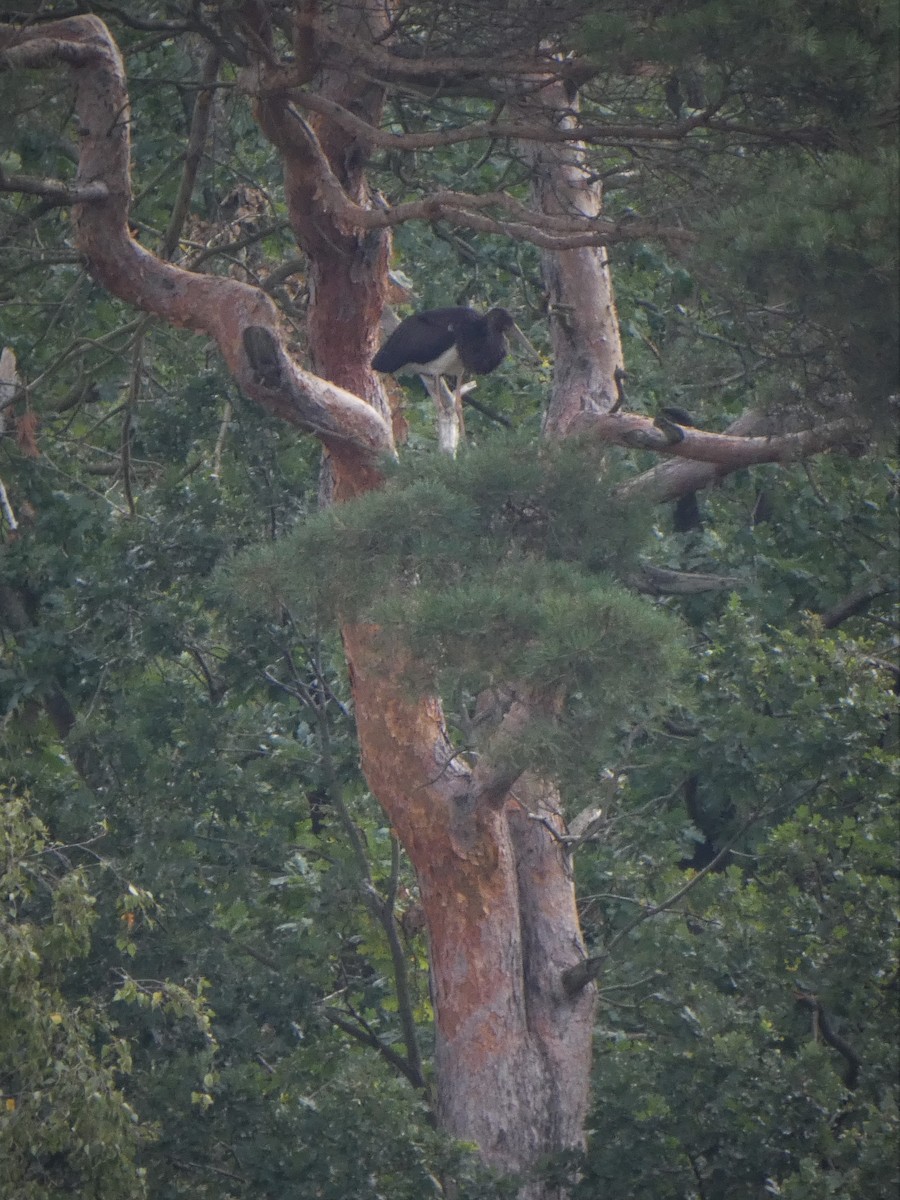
[576,793,899,1198]
[704,148,899,414]
[231,435,684,784]
[578,0,899,428]
[581,0,899,128]
[568,592,898,1197]
[0,795,146,1200]
[0,3,897,1197]
[235,435,652,614]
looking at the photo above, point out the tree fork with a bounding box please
[2,12,877,1198]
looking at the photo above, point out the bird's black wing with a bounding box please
[372,307,474,372]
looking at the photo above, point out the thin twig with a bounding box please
[563,809,762,995]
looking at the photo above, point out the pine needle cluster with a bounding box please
[230,435,685,785]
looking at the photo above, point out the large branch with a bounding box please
[0,16,391,467]
[571,408,859,464]
[613,409,864,503]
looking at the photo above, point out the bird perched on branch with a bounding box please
[372,306,534,407]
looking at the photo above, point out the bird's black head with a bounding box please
[486,307,515,333]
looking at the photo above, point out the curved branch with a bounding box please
[1,16,391,465]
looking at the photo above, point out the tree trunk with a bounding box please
[2,12,741,1198]
[247,13,604,1188]
[343,627,595,1196]
[2,15,601,1195]
[519,82,624,435]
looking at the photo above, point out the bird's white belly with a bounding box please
[397,344,465,377]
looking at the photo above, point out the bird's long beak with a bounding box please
[510,322,541,361]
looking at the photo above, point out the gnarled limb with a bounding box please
[0,17,392,467]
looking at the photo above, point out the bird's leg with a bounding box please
[453,373,467,443]
[430,374,461,457]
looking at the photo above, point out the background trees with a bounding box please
[1,3,897,1198]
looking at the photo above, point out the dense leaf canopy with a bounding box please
[0,2,897,1197]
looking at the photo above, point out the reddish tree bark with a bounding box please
[0,10,868,1196]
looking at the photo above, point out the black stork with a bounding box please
[372,306,531,404]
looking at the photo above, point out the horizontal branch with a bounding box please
[288,85,713,151]
[630,565,741,595]
[572,409,859,467]
[551,406,862,505]
[0,168,109,205]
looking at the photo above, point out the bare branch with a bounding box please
[617,407,867,503]
[279,108,691,249]
[0,167,108,205]
[287,85,713,152]
[630,565,741,595]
